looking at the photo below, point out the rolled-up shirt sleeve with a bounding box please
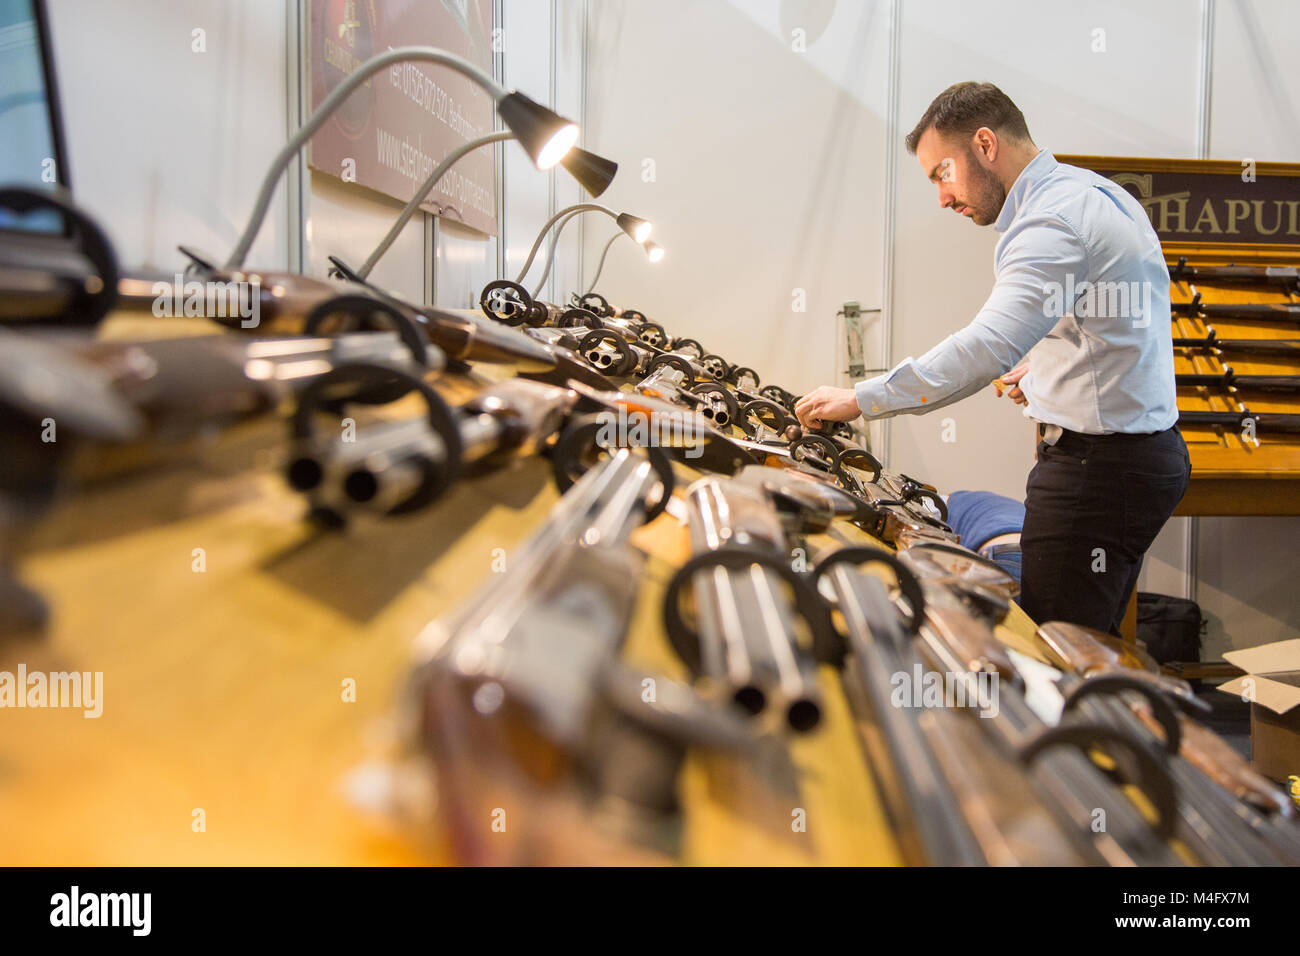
[855,213,1088,419]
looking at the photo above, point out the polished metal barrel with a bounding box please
[683,476,823,732]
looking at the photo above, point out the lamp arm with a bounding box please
[584,231,626,294]
[513,202,615,285]
[226,46,507,270]
[530,206,592,298]
[357,130,514,280]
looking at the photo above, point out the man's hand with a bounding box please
[794,386,861,430]
[993,365,1029,406]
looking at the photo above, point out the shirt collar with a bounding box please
[994,149,1056,233]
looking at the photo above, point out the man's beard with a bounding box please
[965,157,1007,225]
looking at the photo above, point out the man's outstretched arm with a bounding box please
[796,214,1087,429]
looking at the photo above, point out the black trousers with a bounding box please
[1018,426,1191,637]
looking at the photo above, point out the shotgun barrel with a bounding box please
[290,378,575,521]
[674,476,825,732]
[1177,367,1300,392]
[1169,259,1300,293]
[897,553,1187,865]
[816,553,1093,865]
[122,268,559,372]
[1172,330,1300,356]
[1039,621,1299,826]
[1177,409,1300,434]
[1172,294,1300,322]
[411,450,752,861]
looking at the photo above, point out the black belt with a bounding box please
[1052,424,1178,454]
[980,542,1022,560]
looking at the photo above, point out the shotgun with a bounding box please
[74,330,435,434]
[1177,367,1300,392]
[894,547,1187,865]
[722,436,956,547]
[663,474,830,733]
[1036,621,1300,865]
[1169,258,1300,293]
[551,380,767,481]
[286,376,576,524]
[1177,409,1300,434]
[575,326,731,387]
[482,280,656,345]
[1039,622,1298,820]
[410,449,753,862]
[538,285,800,407]
[633,360,740,429]
[1172,293,1300,322]
[117,254,559,372]
[0,327,439,632]
[1172,329,1300,356]
[811,547,1094,864]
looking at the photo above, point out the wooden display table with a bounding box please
[0,319,1044,865]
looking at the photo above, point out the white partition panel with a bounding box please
[582,0,892,397]
[46,0,289,271]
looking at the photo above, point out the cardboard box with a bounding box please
[1218,639,1300,782]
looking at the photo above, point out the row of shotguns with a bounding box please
[1169,257,1300,436]
[409,453,1300,866]
[3,191,1298,864]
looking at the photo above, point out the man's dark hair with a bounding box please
[905,82,1032,154]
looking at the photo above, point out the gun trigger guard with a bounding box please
[291,361,463,513]
[646,353,695,386]
[838,448,883,485]
[479,279,535,326]
[1062,674,1182,754]
[548,413,676,522]
[560,307,604,329]
[303,294,429,372]
[663,545,837,673]
[578,292,612,317]
[810,546,926,639]
[728,365,760,388]
[1018,722,1179,839]
[0,186,119,326]
[789,433,842,470]
[739,398,792,437]
[578,328,637,377]
[903,485,948,522]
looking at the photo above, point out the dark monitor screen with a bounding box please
[0,0,66,232]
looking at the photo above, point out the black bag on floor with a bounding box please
[1136,592,1203,665]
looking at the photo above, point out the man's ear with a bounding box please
[972,127,998,165]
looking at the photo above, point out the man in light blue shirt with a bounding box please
[795,82,1189,635]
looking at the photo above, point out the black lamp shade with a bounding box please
[560,148,618,197]
[497,91,578,169]
[616,213,652,243]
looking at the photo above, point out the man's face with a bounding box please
[915,127,1006,226]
